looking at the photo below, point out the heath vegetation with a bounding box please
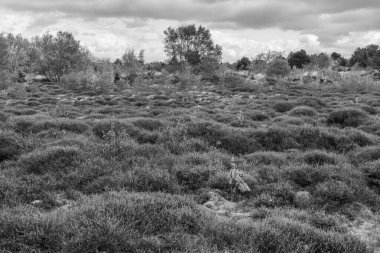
[0,25,380,252]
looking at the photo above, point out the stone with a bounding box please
[31,200,43,206]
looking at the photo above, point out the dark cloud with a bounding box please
[1,0,380,59]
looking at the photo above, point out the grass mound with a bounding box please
[0,131,22,162]
[19,146,84,174]
[288,106,317,117]
[327,108,369,128]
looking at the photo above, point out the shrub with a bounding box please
[266,58,291,77]
[288,106,317,117]
[30,119,89,134]
[295,97,327,108]
[361,105,378,115]
[244,152,287,166]
[285,164,360,188]
[314,180,354,204]
[0,131,21,162]
[0,112,8,122]
[176,166,211,190]
[61,67,115,92]
[176,66,201,89]
[221,74,246,89]
[247,111,270,121]
[92,120,139,139]
[359,160,380,193]
[302,150,338,165]
[273,115,305,126]
[19,146,84,174]
[350,146,380,164]
[132,118,163,131]
[327,108,368,128]
[255,182,295,207]
[272,101,295,112]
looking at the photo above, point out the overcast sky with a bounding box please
[1,0,380,62]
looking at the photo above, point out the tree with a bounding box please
[255,50,284,64]
[120,49,144,74]
[0,34,9,69]
[236,57,251,70]
[349,44,380,68]
[331,52,348,67]
[34,31,90,80]
[163,24,222,66]
[288,49,311,69]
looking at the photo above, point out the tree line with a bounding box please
[1,24,380,84]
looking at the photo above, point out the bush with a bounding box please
[176,166,211,190]
[62,67,115,92]
[350,146,380,164]
[30,119,89,134]
[272,101,295,113]
[245,152,287,167]
[19,146,84,174]
[0,131,21,162]
[92,120,139,139]
[327,109,368,128]
[0,192,206,252]
[302,150,338,165]
[295,97,327,108]
[247,111,270,121]
[314,180,354,204]
[359,160,380,193]
[266,58,291,77]
[288,106,317,117]
[221,74,246,89]
[132,118,163,131]
[0,112,8,122]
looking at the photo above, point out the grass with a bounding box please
[0,79,379,252]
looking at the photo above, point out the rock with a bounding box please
[294,191,311,207]
[203,191,237,212]
[31,200,43,206]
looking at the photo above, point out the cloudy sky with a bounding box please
[1,0,380,62]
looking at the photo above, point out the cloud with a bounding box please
[1,0,380,61]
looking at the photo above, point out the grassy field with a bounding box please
[0,80,380,252]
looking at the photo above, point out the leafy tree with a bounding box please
[331,52,348,67]
[0,34,9,69]
[163,24,222,66]
[256,50,284,64]
[236,57,251,70]
[120,49,144,74]
[34,31,90,80]
[331,52,342,61]
[349,44,380,68]
[4,33,31,73]
[288,49,311,69]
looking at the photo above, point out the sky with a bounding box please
[1,0,380,63]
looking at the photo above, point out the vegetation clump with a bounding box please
[327,108,369,128]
